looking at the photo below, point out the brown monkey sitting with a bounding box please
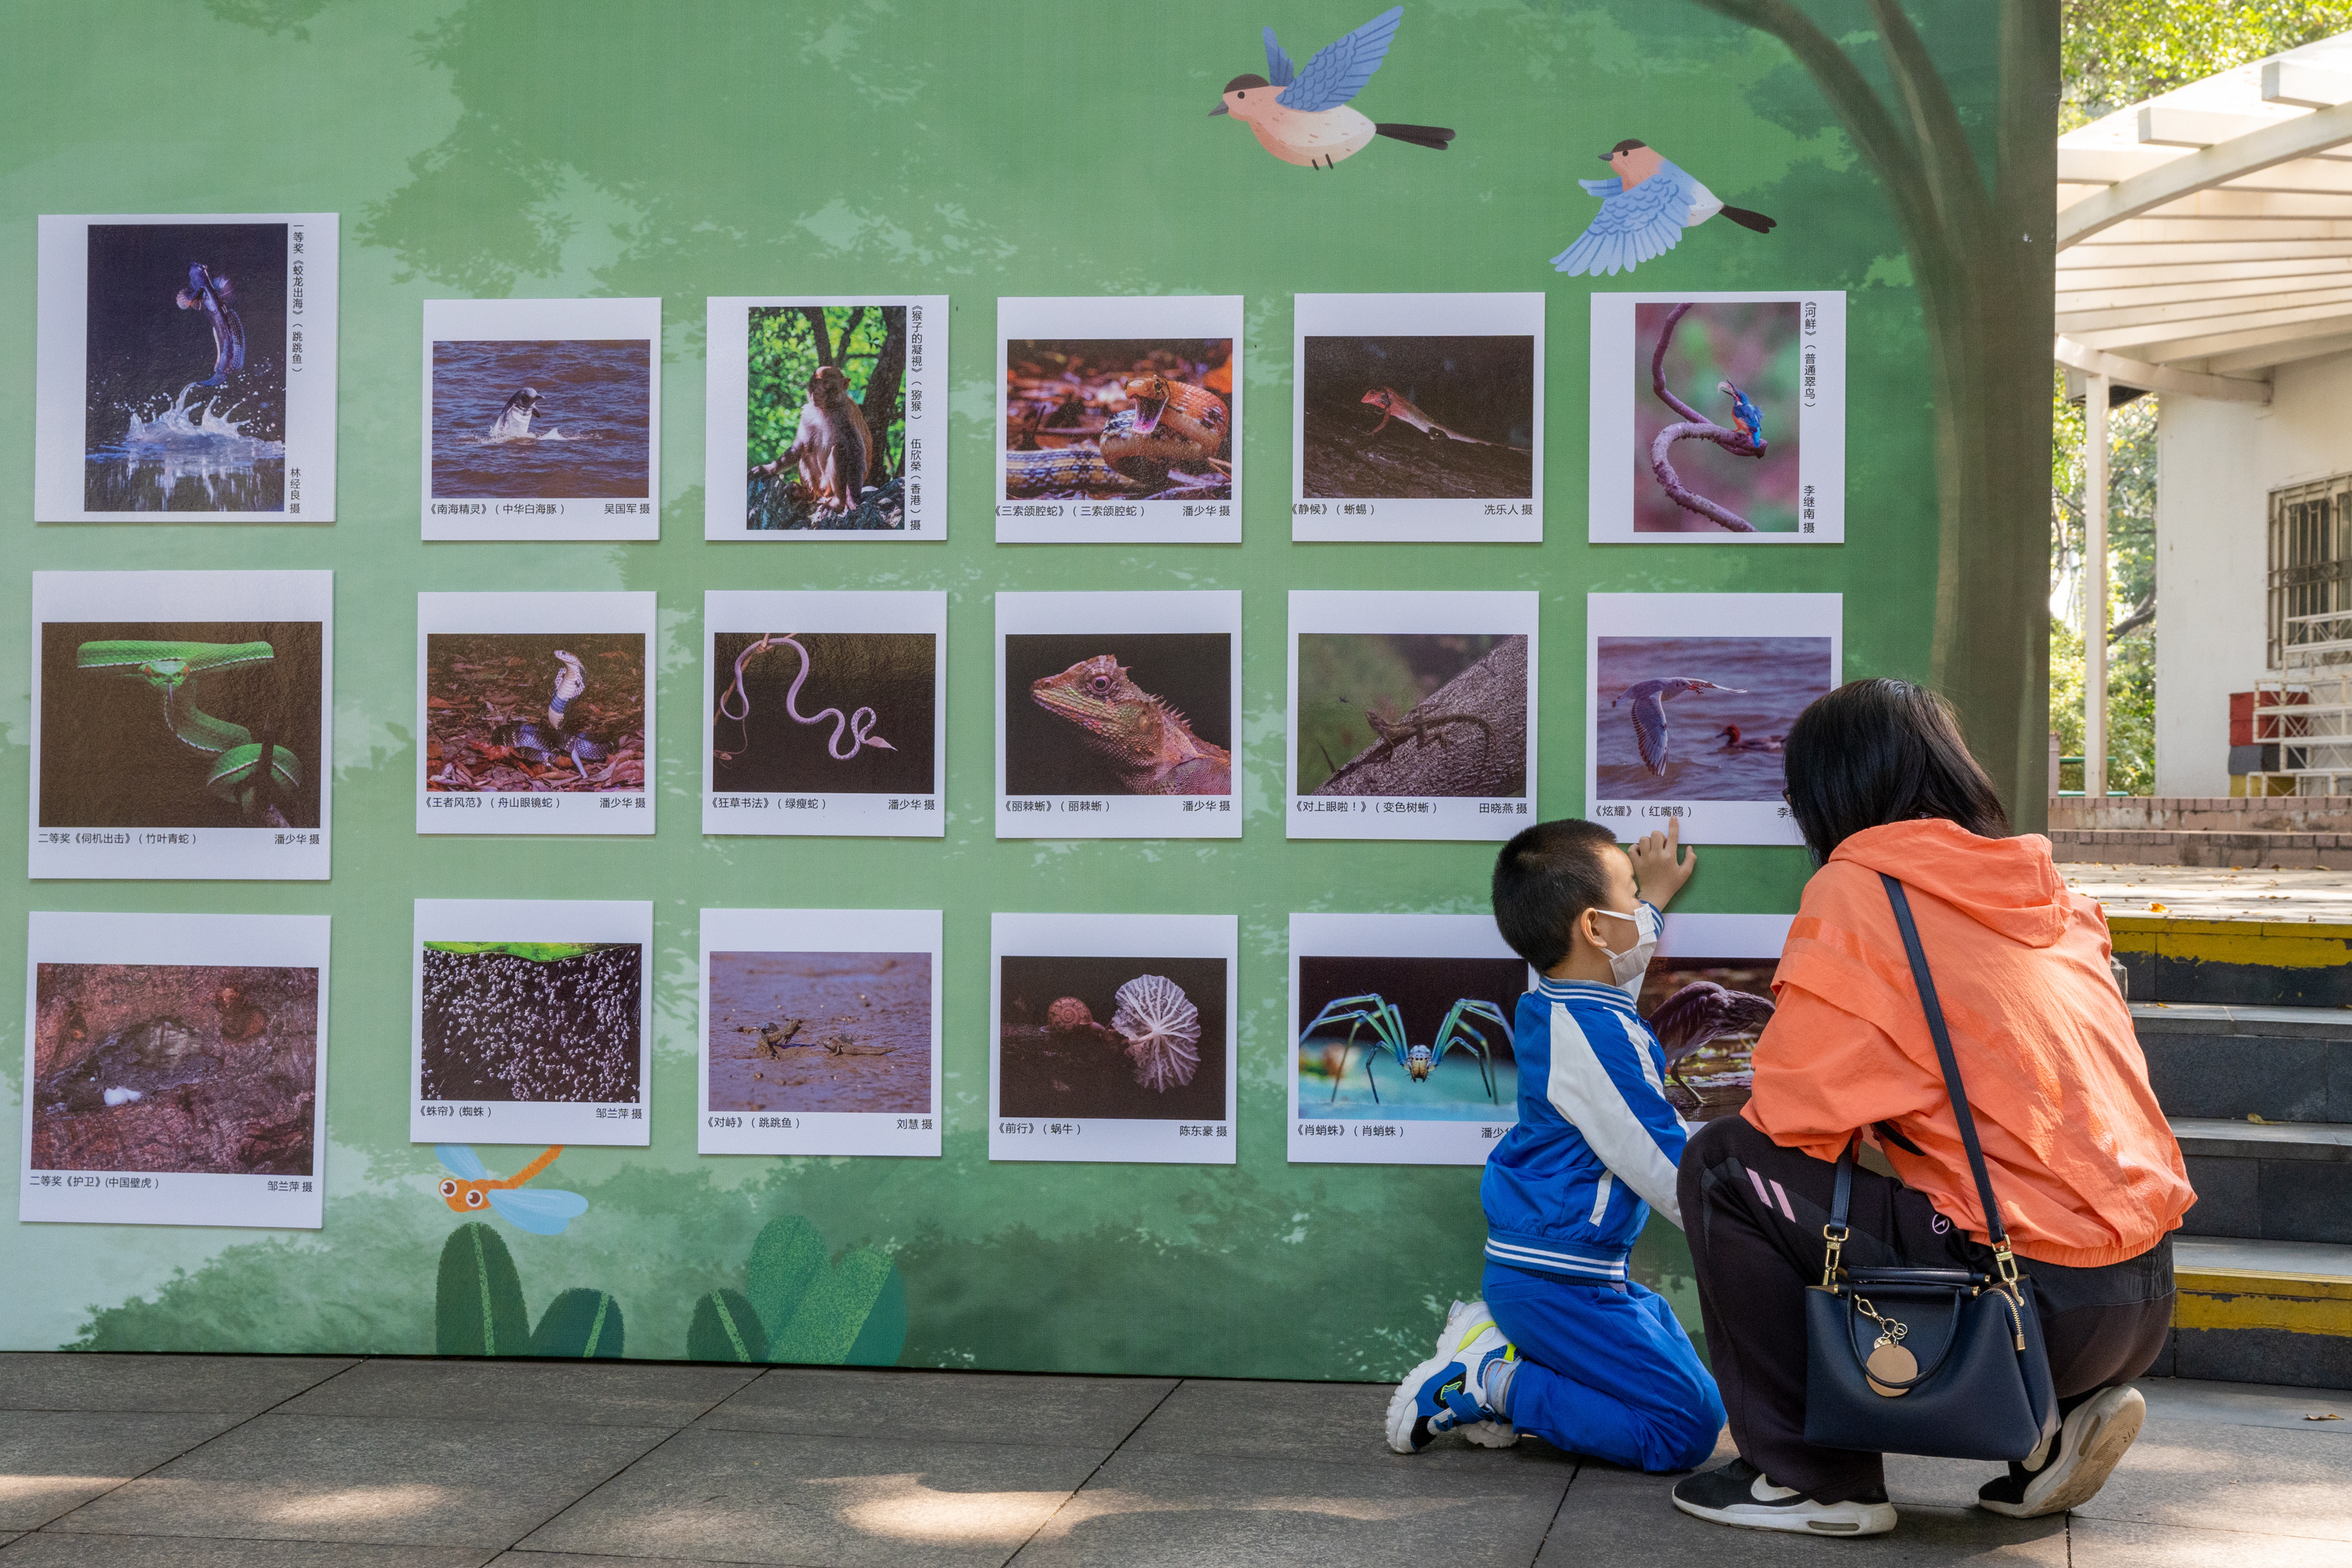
[780,364,873,517]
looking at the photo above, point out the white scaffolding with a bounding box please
[2249,610,2352,793]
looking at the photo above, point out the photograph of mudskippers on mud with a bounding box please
[745,305,910,531]
[39,619,324,831]
[31,960,320,1178]
[706,949,932,1118]
[1301,337,1534,499]
[1002,339,1233,502]
[424,633,647,795]
[82,222,288,514]
[1296,633,1530,800]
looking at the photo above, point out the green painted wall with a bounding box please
[0,0,1994,1375]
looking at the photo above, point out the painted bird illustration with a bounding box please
[1721,381,1765,452]
[1212,7,1455,169]
[1648,981,1776,1099]
[1612,678,1748,776]
[1550,140,1777,276]
[434,1145,589,1236]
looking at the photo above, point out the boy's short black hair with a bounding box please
[1492,817,1621,972]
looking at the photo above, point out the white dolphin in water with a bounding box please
[489,387,543,440]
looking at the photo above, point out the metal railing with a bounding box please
[2247,612,2352,794]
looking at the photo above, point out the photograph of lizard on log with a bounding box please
[1296,633,1529,799]
[1004,633,1232,797]
[1002,338,1232,503]
[1301,335,1533,501]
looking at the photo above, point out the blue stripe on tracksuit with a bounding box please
[1477,905,1725,1471]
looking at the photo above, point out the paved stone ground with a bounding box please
[0,1357,2346,1564]
[2062,862,2352,922]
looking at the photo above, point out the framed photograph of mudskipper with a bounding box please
[422,296,661,541]
[22,910,330,1229]
[996,296,1242,544]
[1289,913,1534,1167]
[31,569,333,881]
[705,296,947,539]
[1287,590,1538,841]
[1586,592,1841,845]
[699,908,943,1158]
[35,212,338,522]
[1588,290,1846,543]
[1293,292,1544,543]
[705,591,945,837]
[990,912,1237,1165]
[418,591,656,836]
[996,591,1241,840]
[412,898,653,1148]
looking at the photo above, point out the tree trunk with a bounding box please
[861,310,909,479]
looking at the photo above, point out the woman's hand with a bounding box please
[1631,816,1697,909]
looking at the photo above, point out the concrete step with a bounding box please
[2164,1236,2352,1390]
[2172,1116,2352,1244]
[2137,1003,2352,1122]
[2110,913,2352,1007]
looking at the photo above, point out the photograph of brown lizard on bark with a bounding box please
[1004,633,1233,797]
[1301,335,1532,500]
[1298,633,1527,798]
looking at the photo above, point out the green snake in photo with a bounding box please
[76,640,302,819]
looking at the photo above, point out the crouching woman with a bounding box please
[1674,679,2192,1537]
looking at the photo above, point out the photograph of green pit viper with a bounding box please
[73,638,306,825]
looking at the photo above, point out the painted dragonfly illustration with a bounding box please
[433,1145,588,1236]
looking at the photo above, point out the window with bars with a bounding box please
[2269,475,2352,668]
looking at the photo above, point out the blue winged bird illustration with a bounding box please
[1212,8,1454,169]
[434,1145,589,1236]
[1550,140,1777,275]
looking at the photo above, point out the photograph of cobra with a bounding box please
[1301,335,1533,500]
[1632,300,1802,533]
[1593,633,1833,798]
[707,950,931,1116]
[430,337,652,499]
[1295,633,1528,798]
[419,941,641,1103]
[1002,633,1232,797]
[31,961,319,1176]
[710,631,935,797]
[424,632,647,793]
[1295,954,1523,1120]
[997,954,1227,1121]
[1003,339,1233,501]
[82,222,288,514]
[40,620,322,830]
[746,305,909,530]
[1635,956,1779,1122]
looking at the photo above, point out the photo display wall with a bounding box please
[0,0,2002,1381]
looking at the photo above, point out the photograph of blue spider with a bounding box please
[1295,955,1525,1120]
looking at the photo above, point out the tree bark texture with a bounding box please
[1314,637,1530,798]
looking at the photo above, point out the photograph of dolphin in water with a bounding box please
[430,339,652,499]
[82,222,288,514]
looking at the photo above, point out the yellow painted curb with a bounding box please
[2107,916,2352,970]
[2176,1271,2352,1338]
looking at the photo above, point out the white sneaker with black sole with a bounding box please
[1671,1458,1898,1536]
[1977,1385,2145,1518]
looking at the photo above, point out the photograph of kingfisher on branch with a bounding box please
[424,632,646,794]
[40,619,322,831]
[83,222,287,514]
[1297,955,1523,1121]
[999,955,1226,1123]
[420,941,641,1104]
[1003,339,1233,502]
[1595,635,1833,797]
[1632,301,1800,533]
[1298,633,1528,798]
[430,338,652,499]
[707,950,931,1117]
[1635,955,1777,1123]
[1003,633,1233,797]
[746,305,907,531]
[1302,335,1533,500]
[711,632,935,797]
[31,960,318,1178]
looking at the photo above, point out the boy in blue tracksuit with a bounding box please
[1387,816,1726,1470]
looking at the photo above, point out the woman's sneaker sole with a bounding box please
[1980,1385,2145,1519]
[1671,1466,1897,1535]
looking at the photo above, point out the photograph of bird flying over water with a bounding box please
[1212,7,1454,170]
[1551,140,1775,276]
[1594,634,1832,799]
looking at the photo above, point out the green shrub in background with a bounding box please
[434,1223,627,1358]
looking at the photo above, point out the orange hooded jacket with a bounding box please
[1743,818,2193,1269]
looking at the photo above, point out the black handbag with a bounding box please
[1800,873,2060,1461]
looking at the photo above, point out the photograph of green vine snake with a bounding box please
[39,619,322,830]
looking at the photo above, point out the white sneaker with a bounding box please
[1976,1385,2146,1518]
[1672,1459,1897,1536]
[1443,1300,1520,1449]
[1385,1298,1517,1453]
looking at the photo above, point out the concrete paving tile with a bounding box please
[1120,1379,1564,1468]
[1534,1479,2064,1565]
[2140,1376,2352,1432]
[514,1426,1105,1566]
[0,1537,499,1566]
[0,1411,242,1530]
[1009,1447,1570,1567]
[0,1353,356,1416]
[2068,1417,2352,1541]
[698,1368,1174,1451]
[45,1413,670,1548]
[278,1359,759,1428]
[2072,1516,2352,1566]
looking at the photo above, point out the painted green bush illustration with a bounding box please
[687,1287,768,1363]
[434,1222,626,1358]
[713,1214,906,1367]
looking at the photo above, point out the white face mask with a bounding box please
[1590,909,1651,986]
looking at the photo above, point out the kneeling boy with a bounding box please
[1387,817,1726,1471]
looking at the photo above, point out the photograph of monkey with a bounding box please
[746,306,907,532]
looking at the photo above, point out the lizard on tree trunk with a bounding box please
[1029,655,1232,796]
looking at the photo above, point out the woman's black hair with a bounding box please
[1781,678,2010,862]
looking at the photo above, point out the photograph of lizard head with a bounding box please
[1004,633,1234,797]
[711,631,935,797]
[1302,336,1533,501]
[425,632,648,795]
[1632,301,1802,533]
[1004,339,1232,503]
[1298,633,1527,799]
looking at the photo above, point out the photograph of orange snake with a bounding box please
[1003,339,1233,501]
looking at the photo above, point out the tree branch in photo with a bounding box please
[1648,302,1763,534]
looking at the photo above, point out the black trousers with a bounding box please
[1679,1114,2175,1501]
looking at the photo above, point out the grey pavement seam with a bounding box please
[999,1373,1189,1566]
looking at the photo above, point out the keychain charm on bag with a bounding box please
[1854,1297,1915,1396]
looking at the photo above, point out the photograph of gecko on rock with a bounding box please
[1004,633,1232,797]
[1004,339,1232,501]
[1298,633,1528,798]
[1302,335,1533,500]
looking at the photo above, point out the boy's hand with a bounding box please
[1629,817,1697,909]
